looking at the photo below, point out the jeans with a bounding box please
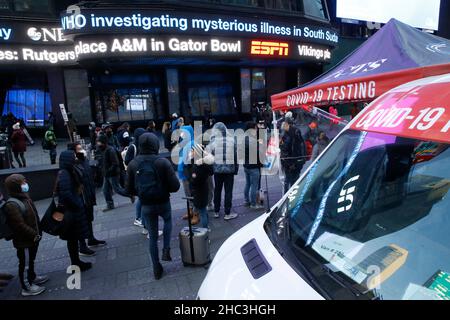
[182,179,193,209]
[135,198,142,220]
[49,147,57,165]
[197,207,208,228]
[16,245,38,289]
[102,175,129,207]
[141,201,172,268]
[207,176,214,208]
[214,173,234,215]
[244,168,261,206]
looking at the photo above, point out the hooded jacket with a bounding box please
[124,128,146,166]
[184,150,214,209]
[207,122,238,175]
[4,174,41,248]
[177,125,194,181]
[57,150,90,240]
[126,133,180,204]
[97,134,121,177]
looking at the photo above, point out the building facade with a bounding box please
[1,0,338,134]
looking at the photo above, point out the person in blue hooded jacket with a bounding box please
[177,125,195,220]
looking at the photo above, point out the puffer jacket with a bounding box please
[177,126,194,181]
[56,150,89,241]
[184,153,214,209]
[207,122,238,175]
[4,174,41,249]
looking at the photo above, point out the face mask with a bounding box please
[21,183,29,193]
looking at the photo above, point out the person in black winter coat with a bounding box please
[96,134,134,211]
[68,143,107,257]
[56,150,92,272]
[124,127,146,227]
[126,133,180,280]
[280,118,306,194]
[184,144,214,228]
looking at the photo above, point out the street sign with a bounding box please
[59,103,68,123]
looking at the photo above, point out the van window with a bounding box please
[266,130,450,300]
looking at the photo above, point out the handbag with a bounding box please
[40,173,68,236]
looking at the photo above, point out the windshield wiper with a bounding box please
[294,245,382,300]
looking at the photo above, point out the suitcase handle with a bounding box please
[182,196,195,263]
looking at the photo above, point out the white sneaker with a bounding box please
[207,205,214,212]
[213,212,220,218]
[21,283,46,297]
[133,219,144,227]
[146,230,163,239]
[250,204,265,210]
[142,229,149,235]
[224,213,238,221]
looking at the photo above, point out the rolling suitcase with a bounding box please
[179,197,211,266]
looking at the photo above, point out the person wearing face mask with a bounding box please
[3,174,48,296]
[56,150,92,272]
[101,123,120,152]
[96,134,134,211]
[68,143,107,256]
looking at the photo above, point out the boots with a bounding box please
[190,211,200,225]
[162,248,172,261]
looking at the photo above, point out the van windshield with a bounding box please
[266,129,450,300]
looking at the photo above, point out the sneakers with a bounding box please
[32,275,49,286]
[250,204,265,210]
[133,219,144,227]
[146,230,163,239]
[142,228,149,235]
[88,239,107,247]
[153,263,164,280]
[79,248,96,257]
[244,201,251,207]
[224,213,238,221]
[161,248,172,261]
[213,212,220,218]
[206,205,214,212]
[21,283,46,297]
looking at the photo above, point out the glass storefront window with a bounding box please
[183,70,237,117]
[252,69,266,90]
[91,72,164,124]
[2,89,52,127]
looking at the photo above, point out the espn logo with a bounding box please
[250,41,289,56]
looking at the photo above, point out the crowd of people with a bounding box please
[0,106,335,297]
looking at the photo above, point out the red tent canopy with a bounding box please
[271,19,450,111]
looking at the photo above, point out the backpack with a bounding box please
[0,197,27,241]
[135,157,166,205]
[122,144,137,170]
[42,132,51,150]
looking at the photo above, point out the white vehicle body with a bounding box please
[198,74,450,300]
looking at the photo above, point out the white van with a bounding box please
[198,74,450,300]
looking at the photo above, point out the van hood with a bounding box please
[197,213,324,300]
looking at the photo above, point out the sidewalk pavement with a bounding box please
[0,169,284,300]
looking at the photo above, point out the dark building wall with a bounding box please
[46,69,68,137]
